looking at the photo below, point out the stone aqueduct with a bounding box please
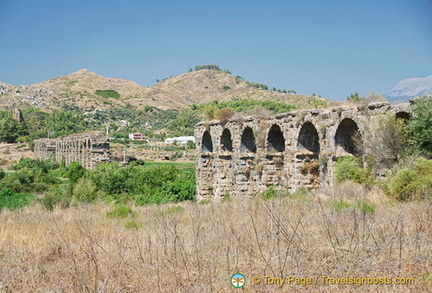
[34,131,111,169]
[194,102,411,201]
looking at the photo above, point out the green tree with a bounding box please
[0,116,28,143]
[22,108,48,139]
[347,92,363,103]
[63,162,86,183]
[46,110,86,137]
[408,96,432,156]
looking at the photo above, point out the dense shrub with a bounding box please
[39,184,72,211]
[385,157,432,201]
[11,158,59,172]
[72,177,99,203]
[408,96,432,156]
[63,162,86,183]
[216,108,235,124]
[106,204,135,218]
[1,169,54,193]
[89,163,130,195]
[88,163,195,205]
[131,166,195,205]
[334,156,373,185]
[1,158,196,209]
[0,189,37,211]
[1,159,60,193]
[155,171,196,203]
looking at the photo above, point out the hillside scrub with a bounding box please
[198,98,296,116]
[189,64,297,93]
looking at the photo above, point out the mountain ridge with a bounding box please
[385,75,432,103]
[0,68,333,110]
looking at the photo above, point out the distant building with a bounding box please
[128,133,146,141]
[164,136,195,144]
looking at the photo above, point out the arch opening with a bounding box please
[220,129,233,152]
[335,118,361,155]
[201,131,213,152]
[241,127,257,153]
[297,122,320,153]
[267,124,285,152]
[395,111,411,122]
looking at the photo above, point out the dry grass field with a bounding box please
[0,185,431,292]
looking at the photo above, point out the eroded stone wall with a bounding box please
[195,102,411,200]
[34,131,110,169]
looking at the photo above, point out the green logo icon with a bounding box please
[231,273,246,288]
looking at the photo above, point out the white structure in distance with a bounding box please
[164,136,195,144]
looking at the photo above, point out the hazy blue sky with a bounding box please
[1,0,431,100]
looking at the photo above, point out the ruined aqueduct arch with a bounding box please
[195,102,412,200]
[34,131,111,169]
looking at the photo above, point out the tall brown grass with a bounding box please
[0,189,431,292]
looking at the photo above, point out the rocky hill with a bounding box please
[0,69,331,111]
[385,75,432,103]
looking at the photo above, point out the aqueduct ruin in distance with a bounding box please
[194,102,411,201]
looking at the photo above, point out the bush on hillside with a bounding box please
[73,177,99,203]
[216,108,235,124]
[361,113,410,169]
[334,156,373,186]
[155,171,196,203]
[89,163,130,195]
[385,157,432,201]
[11,158,59,172]
[63,162,86,183]
[39,185,72,211]
[408,96,432,156]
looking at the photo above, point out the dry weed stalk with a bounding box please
[0,197,430,292]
